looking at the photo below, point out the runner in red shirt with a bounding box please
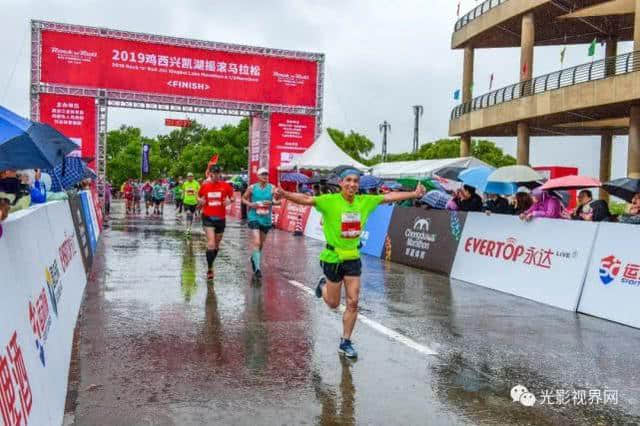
[198,165,234,282]
[122,179,134,214]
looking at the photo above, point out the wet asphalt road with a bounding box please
[65,201,640,425]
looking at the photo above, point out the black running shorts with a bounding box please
[247,221,272,234]
[202,215,225,233]
[320,259,362,283]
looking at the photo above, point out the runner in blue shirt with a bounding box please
[242,168,280,279]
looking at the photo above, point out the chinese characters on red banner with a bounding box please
[41,31,318,107]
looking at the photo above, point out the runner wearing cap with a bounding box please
[275,166,426,358]
[182,172,200,237]
[242,167,279,279]
[198,165,234,282]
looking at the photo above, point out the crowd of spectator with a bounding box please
[0,168,98,223]
[407,184,640,224]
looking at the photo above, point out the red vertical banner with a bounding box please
[269,113,316,185]
[39,94,97,169]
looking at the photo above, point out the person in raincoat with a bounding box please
[520,187,563,221]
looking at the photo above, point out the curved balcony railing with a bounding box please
[450,51,640,120]
[454,0,510,32]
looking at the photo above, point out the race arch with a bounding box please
[29,20,325,199]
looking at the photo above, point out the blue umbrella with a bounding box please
[421,190,452,209]
[45,156,88,192]
[280,172,309,184]
[0,105,79,171]
[458,166,493,193]
[359,175,382,190]
[484,181,518,195]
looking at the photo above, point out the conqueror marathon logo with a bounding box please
[403,217,436,259]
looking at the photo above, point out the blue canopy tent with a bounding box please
[0,105,78,171]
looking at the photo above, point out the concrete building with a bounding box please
[449,0,640,201]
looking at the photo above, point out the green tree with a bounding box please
[106,118,249,189]
[327,128,374,163]
[367,138,515,168]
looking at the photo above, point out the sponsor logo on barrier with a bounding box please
[599,255,640,286]
[403,217,436,260]
[45,260,62,317]
[27,289,52,367]
[0,331,33,426]
[449,212,462,241]
[58,231,77,273]
[463,237,577,270]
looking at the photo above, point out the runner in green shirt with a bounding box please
[275,166,425,358]
[173,178,184,214]
[182,172,201,237]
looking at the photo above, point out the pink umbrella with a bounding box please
[540,175,601,191]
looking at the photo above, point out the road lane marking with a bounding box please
[288,280,437,356]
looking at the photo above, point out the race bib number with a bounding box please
[256,203,270,215]
[341,212,361,238]
[208,191,222,207]
[186,189,195,195]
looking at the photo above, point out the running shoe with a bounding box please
[206,269,214,282]
[315,276,327,298]
[338,338,357,358]
[255,269,262,279]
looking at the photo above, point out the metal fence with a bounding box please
[451,52,640,120]
[454,0,509,32]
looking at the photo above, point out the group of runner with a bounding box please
[121,179,168,215]
[178,163,425,358]
[120,162,427,358]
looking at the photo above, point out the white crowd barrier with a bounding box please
[0,200,89,425]
[451,213,598,311]
[578,222,640,328]
[303,207,325,242]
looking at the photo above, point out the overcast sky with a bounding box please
[0,0,632,178]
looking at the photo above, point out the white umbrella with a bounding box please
[488,165,542,183]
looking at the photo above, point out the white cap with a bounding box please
[257,167,268,175]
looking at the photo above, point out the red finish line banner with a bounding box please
[39,94,96,169]
[269,113,316,184]
[41,30,318,107]
[165,118,192,127]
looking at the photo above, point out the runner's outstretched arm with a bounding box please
[382,184,426,203]
[275,187,315,206]
[242,186,256,208]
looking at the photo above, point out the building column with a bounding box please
[600,133,612,202]
[517,13,534,166]
[460,46,474,157]
[629,106,640,178]
[629,2,640,178]
[605,37,618,77]
[517,123,530,165]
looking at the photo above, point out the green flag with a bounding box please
[588,38,597,57]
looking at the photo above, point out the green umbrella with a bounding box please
[395,178,438,191]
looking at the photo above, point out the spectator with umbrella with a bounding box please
[618,192,640,224]
[448,185,483,212]
[521,186,564,221]
[603,177,640,224]
[540,175,609,222]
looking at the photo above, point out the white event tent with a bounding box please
[370,157,491,179]
[278,130,368,172]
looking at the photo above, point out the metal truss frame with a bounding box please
[29,20,325,207]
